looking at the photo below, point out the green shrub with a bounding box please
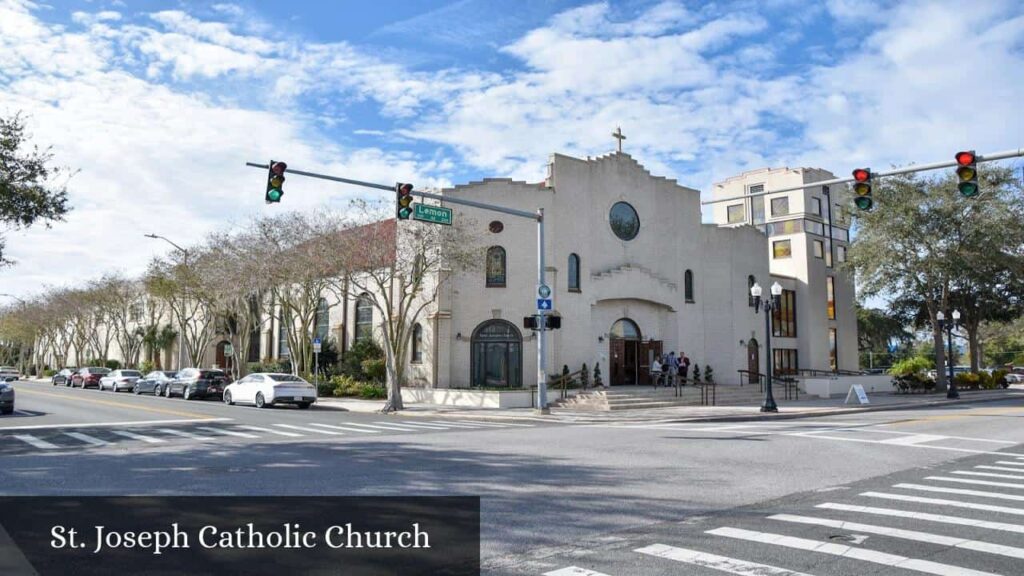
[248,358,291,374]
[361,358,386,383]
[888,356,932,377]
[339,339,384,380]
[359,384,387,399]
[954,372,981,390]
[42,368,56,377]
[993,369,1009,388]
[329,374,386,399]
[977,371,996,390]
[593,363,602,387]
[139,361,154,374]
[705,365,715,384]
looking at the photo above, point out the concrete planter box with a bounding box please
[801,375,896,399]
[401,388,535,408]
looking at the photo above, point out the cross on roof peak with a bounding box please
[612,126,626,153]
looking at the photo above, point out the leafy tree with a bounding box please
[0,113,71,266]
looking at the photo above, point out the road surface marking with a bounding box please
[157,428,212,440]
[109,430,164,443]
[63,432,110,446]
[543,567,613,576]
[424,420,529,428]
[706,526,997,576]
[454,420,533,427]
[0,417,232,431]
[995,461,1024,467]
[382,421,454,430]
[861,491,1024,516]
[13,388,216,420]
[925,476,1024,490]
[196,427,259,439]
[894,483,1024,502]
[770,514,1024,560]
[11,434,59,449]
[783,433,1024,457]
[635,543,817,575]
[419,421,492,428]
[879,434,947,445]
[236,425,301,437]
[977,465,1024,472]
[275,424,342,435]
[307,423,380,433]
[955,470,1024,480]
[818,502,1024,534]
[335,422,422,432]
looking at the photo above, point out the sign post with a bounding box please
[312,337,322,392]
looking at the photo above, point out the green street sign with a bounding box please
[412,203,453,226]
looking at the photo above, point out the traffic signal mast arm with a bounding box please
[700,147,1024,205]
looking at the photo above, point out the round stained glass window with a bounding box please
[489,220,504,233]
[609,201,640,241]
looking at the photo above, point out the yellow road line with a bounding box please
[886,406,1024,426]
[15,388,218,420]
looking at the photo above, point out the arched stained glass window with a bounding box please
[486,246,506,287]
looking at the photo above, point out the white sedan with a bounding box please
[99,369,143,392]
[223,373,317,409]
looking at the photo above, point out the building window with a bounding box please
[813,240,823,258]
[277,316,290,359]
[609,201,640,241]
[411,323,423,364]
[834,204,845,225]
[773,240,792,259]
[772,289,797,338]
[826,276,836,320]
[130,303,143,323]
[829,328,838,371]
[748,184,765,226]
[568,253,581,292]
[355,294,373,342]
[770,196,789,217]
[727,204,745,224]
[748,275,757,307]
[773,349,799,376]
[486,246,506,287]
[837,245,847,262]
[825,239,833,268]
[684,270,694,302]
[810,197,821,216]
[315,298,330,341]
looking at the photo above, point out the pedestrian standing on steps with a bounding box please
[667,351,679,388]
[651,355,663,387]
[680,352,691,385]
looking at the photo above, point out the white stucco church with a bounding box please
[316,140,859,390]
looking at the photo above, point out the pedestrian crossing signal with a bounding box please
[396,183,414,219]
[955,150,979,197]
[265,161,286,204]
[852,168,873,211]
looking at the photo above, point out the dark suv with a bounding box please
[166,368,229,400]
[72,367,110,389]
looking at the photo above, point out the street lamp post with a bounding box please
[750,281,783,413]
[144,234,189,371]
[936,310,961,400]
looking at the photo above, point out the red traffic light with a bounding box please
[398,183,412,196]
[271,162,287,175]
[852,168,870,182]
[955,151,976,167]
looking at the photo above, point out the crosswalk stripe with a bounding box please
[196,427,259,439]
[861,491,1024,516]
[110,430,164,443]
[158,428,212,440]
[926,476,1024,490]
[451,420,533,427]
[382,421,454,429]
[977,465,1024,473]
[11,434,59,449]
[879,434,946,445]
[955,470,1024,480]
[636,543,817,575]
[894,483,1024,503]
[337,422,422,432]
[420,421,492,428]
[275,424,342,435]
[707,526,997,576]
[543,567,614,576]
[770,514,1024,560]
[994,461,1024,467]
[818,502,1024,535]
[64,432,110,446]
[307,423,380,434]
[236,425,302,437]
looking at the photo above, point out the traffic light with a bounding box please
[265,161,287,203]
[545,315,561,329]
[852,168,873,210]
[955,150,979,197]
[396,182,414,219]
[523,315,562,330]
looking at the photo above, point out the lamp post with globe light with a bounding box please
[750,281,783,412]
[936,309,961,400]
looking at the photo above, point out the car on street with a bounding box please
[165,368,230,400]
[133,371,177,396]
[0,366,19,382]
[99,369,143,392]
[0,380,13,414]
[71,367,110,388]
[1005,373,1024,384]
[51,368,76,386]
[223,373,316,409]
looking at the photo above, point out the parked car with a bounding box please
[134,371,177,396]
[99,369,143,392]
[52,368,76,386]
[71,367,110,388]
[1005,373,1024,385]
[0,366,19,382]
[0,380,13,414]
[165,368,230,400]
[223,373,316,409]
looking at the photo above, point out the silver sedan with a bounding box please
[99,369,143,392]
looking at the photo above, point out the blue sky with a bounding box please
[1,0,1023,298]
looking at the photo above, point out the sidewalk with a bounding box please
[315,386,1024,423]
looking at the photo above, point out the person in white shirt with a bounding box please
[651,356,663,387]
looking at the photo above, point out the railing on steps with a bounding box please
[737,369,766,389]
[531,369,589,406]
[796,368,862,377]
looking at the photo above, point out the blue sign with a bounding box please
[313,337,322,346]
[537,299,552,311]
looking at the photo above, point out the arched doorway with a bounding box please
[471,320,522,387]
[747,338,759,381]
[610,318,650,386]
[215,340,235,372]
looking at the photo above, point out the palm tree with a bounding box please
[155,325,178,370]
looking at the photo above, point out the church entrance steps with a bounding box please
[553,385,771,410]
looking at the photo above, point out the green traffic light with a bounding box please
[854,196,873,210]
[958,182,979,197]
[399,207,412,219]
[268,189,282,202]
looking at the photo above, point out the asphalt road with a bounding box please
[2,378,1023,575]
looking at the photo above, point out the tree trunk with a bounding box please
[967,325,981,373]
[382,342,404,412]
